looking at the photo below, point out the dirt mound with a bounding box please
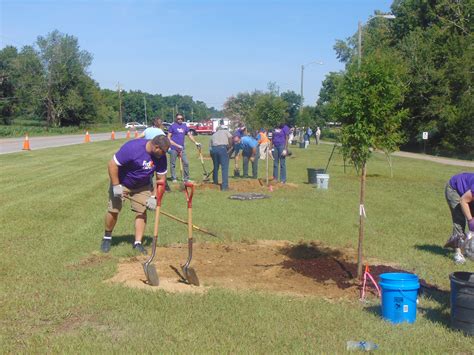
[107,240,431,299]
[194,179,298,192]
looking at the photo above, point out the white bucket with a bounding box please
[316,173,329,189]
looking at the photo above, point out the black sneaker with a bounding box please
[133,243,147,255]
[100,238,111,253]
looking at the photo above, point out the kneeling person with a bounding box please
[101,135,170,254]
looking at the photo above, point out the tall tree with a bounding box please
[36,30,93,126]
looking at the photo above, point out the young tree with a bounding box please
[335,51,407,278]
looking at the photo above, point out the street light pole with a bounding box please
[358,14,395,70]
[299,60,323,111]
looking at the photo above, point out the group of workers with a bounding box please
[209,121,290,190]
[99,115,474,268]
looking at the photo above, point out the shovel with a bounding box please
[142,179,166,286]
[197,145,211,182]
[181,181,200,286]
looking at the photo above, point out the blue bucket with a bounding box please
[379,273,420,324]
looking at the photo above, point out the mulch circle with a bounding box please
[280,244,441,292]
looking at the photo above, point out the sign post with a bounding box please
[422,132,428,154]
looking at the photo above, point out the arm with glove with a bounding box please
[187,132,201,149]
[460,190,474,231]
[108,159,123,198]
[146,174,167,210]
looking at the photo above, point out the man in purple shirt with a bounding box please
[444,172,474,264]
[100,135,170,254]
[271,123,290,183]
[167,113,201,182]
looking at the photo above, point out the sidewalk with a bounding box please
[319,140,473,168]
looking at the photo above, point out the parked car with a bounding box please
[124,122,147,130]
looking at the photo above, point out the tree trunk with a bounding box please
[357,161,367,279]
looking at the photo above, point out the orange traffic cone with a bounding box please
[134,130,138,138]
[22,134,31,150]
[111,131,115,140]
[84,131,91,143]
[126,130,130,139]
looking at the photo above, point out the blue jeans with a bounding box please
[169,149,189,181]
[272,145,286,182]
[242,149,259,178]
[210,145,230,190]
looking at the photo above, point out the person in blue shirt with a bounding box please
[139,117,165,139]
[233,135,259,178]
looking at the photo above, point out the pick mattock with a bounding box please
[197,145,211,182]
[181,181,200,286]
[142,179,166,286]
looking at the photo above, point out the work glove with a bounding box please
[468,218,474,232]
[112,184,123,198]
[195,142,202,148]
[250,156,255,163]
[146,196,157,210]
[281,149,288,157]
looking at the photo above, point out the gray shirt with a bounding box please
[211,129,232,147]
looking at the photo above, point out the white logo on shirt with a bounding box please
[142,160,154,170]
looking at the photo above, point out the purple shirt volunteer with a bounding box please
[449,172,474,196]
[169,122,189,151]
[114,139,167,189]
[272,125,290,147]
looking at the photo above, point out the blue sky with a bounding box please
[1,0,393,110]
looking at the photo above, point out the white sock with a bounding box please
[103,236,112,240]
[134,241,141,245]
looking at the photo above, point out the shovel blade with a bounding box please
[182,266,200,286]
[143,263,160,286]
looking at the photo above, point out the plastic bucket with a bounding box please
[450,272,474,336]
[316,173,329,189]
[379,273,420,324]
[307,168,325,184]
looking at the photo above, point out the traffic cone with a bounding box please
[134,130,138,138]
[111,131,115,140]
[126,130,130,139]
[84,131,91,143]
[22,134,31,150]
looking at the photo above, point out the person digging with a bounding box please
[444,172,474,264]
[233,135,259,179]
[100,135,170,254]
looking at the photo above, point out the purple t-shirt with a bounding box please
[449,173,474,196]
[272,125,290,147]
[168,122,189,151]
[114,139,167,189]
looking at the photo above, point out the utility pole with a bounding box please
[117,82,123,125]
[143,96,147,126]
[300,65,304,111]
[358,21,362,70]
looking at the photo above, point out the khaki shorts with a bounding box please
[108,184,152,214]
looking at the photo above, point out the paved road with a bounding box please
[0,131,133,155]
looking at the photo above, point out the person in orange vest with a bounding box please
[257,128,271,160]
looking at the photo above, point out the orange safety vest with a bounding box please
[258,132,270,144]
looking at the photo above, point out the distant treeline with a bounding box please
[0,30,221,128]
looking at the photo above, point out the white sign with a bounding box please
[422,132,428,140]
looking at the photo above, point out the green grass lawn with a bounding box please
[1,137,473,353]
